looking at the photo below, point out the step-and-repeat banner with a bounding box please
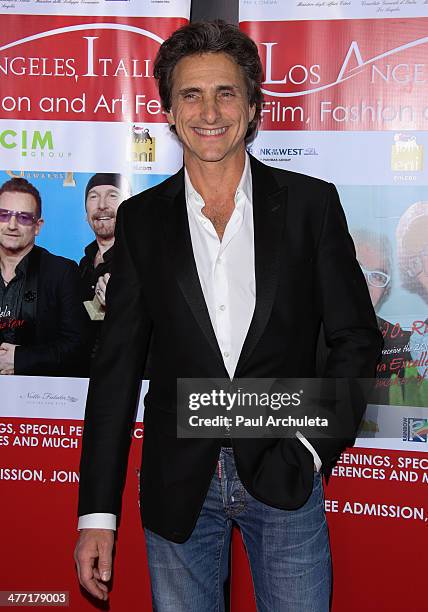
[238,3,428,612]
[1,1,427,610]
[0,2,189,610]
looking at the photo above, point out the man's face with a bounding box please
[85,185,122,240]
[166,52,256,164]
[0,191,42,254]
[356,243,388,309]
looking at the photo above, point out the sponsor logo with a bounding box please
[131,124,156,163]
[248,145,318,160]
[0,129,71,159]
[391,133,424,172]
[17,391,79,405]
[402,418,428,443]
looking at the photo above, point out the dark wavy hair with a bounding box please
[0,177,42,218]
[153,20,264,141]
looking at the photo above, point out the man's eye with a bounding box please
[220,92,234,98]
[184,93,198,100]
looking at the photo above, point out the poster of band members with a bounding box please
[0,3,187,377]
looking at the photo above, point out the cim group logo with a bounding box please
[403,418,428,443]
[0,129,71,159]
[0,128,52,157]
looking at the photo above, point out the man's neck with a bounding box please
[184,148,246,208]
[95,237,114,257]
[0,243,34,283]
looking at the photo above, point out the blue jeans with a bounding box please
[144,447,331,612]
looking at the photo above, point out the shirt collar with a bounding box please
[84,239,114,264]
[15,249,31,277]
[184,151,252,213]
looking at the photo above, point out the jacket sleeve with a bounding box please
[307,183,383,472]
[14,260,89,376]
[77,202,153,519]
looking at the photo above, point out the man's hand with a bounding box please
[95,273,111,307]
[0,343,16,374]
[74,528,114,601]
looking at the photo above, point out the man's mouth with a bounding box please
[94,215,114,221]
[193,127,228,137]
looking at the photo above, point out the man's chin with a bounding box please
[0,241,23,252]
[189,148,235,163]
[94,231,115,240]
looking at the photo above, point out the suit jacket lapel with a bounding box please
[235,156,287,376]
[160,172,227,374]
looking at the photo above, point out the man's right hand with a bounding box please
[74,529,114,601]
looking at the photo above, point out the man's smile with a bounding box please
[192,126,229,137]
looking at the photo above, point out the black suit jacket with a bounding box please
[78,155,382,542]
[13,246,89,377]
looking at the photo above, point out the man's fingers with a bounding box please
[74,529,114,601]
[97,540,112,582]
[76,553,107,600]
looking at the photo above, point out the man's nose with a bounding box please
[200,97,221,124]
[7,213,18,230]
[98,196,107,209]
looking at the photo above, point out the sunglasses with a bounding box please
[0,208,39,226]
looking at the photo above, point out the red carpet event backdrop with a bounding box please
[1,0,427,610]
[240,3,428,612]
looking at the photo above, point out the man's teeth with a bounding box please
[194,127,227,136]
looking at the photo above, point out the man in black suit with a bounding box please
[0,178,88,376]
[75,22,382,611]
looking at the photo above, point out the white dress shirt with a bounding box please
[78,153,321,531]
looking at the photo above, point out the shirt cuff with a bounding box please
[78,513,116,531]
[295,430,322,472]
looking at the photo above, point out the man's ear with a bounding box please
[35,218,44,236]
[165,108,175,128]
[249,104,256,124]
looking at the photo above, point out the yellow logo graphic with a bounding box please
[391,134,424,172]
[132,125,155,163]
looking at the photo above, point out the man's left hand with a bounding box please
[95,273,110,308]
[0,343,16,374]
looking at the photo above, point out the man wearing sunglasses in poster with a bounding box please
[0,177,88,376]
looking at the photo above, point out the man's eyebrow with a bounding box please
[177,87,202,96]
[216,84,239,91]
[177,84,240,95]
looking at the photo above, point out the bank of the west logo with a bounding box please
[132,125,156,163]
[402,418,428,443]
[391,133,424,172]
[248,145,318,160]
